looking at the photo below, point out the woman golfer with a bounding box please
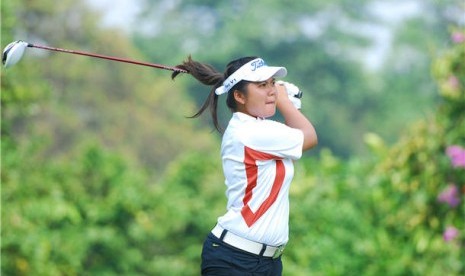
[172,56,318,275]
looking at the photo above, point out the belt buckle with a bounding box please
[272,245,285,259]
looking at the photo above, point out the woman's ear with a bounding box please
[233,90,246,105]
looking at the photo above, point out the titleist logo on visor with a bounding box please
[250,58,266,71]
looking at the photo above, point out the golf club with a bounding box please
[2,40,188,73]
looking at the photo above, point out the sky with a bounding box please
[85,0,423,70]
[86,0,141,33]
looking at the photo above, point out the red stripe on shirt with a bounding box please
[241,146,285,227]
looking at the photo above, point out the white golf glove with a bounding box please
[276,81,302,109]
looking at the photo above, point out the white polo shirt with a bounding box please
[217,112,304,246]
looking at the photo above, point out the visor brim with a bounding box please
[242,66,287,82]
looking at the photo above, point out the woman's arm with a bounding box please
[276,83,318,151]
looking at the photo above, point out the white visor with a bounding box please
[215,58,287,95]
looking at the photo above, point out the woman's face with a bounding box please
[235,78,277,118]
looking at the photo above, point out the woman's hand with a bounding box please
[276,81,302,109]
[275,81,318,151]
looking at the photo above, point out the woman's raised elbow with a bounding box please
[303,130,318,151]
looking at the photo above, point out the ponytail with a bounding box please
[172,56,258,133]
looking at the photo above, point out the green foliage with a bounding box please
[285,151,375,275]
[2,0,464,275]
[1,0,217,176]
[284,28,464,274]
[2,141,154,275]
[2,136,221,275]
[2,0,218,274]
[133,0,460,158]
[147,151,226,274]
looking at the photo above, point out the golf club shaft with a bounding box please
[27,43,188,73]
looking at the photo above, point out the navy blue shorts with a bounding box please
[201,232,283,276]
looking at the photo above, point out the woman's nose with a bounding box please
[269,83,277,95]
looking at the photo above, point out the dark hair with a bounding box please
[172,56,258,133]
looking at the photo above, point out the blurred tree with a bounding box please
[132,0,463,158]
[364,27,464,275]
[2,0,217,175]
[2,0,464,275]
[1,0,217,274]
[285,27,464,275]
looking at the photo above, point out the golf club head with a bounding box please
[2,40,29,68]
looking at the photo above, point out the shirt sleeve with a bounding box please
[238,119,304,160]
